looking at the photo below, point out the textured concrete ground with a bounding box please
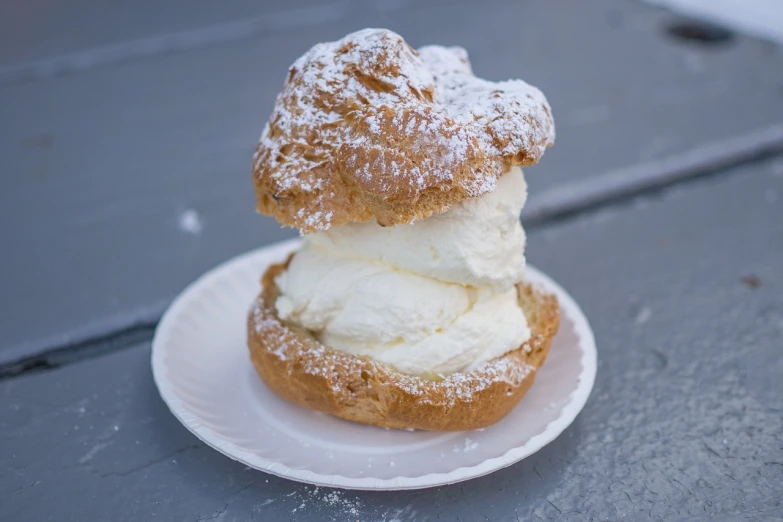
[1,0,782,520]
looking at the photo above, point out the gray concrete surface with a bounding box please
[0,0,327,68]
[3,157,781,521]
[2,0,783,362]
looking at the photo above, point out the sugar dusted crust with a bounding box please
[252,28,555,233]
[247,258,560,431]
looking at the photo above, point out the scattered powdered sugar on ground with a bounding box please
[320,491,361,515]
[178,208,202,234]
[282,487,363,519]
[272,486,419,521]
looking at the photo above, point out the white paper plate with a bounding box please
[152,239,596,490]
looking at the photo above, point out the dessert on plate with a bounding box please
[247,28,558,431]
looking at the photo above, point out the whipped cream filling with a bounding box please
[275,167,531,376]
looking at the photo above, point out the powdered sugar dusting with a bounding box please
[252,302,294,361]
[393,356,535,406]
[252,294,536,407]
[253,28,554,232]
[418,45,553,159]
[281,486,363,518]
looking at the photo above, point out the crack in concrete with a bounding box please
[546,499,563,514]
[86,444,199,478]
[196,503,228,521]
[191,480,253,521]
[10,479,41,498]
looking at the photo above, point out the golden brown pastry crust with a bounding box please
[252,29,555,233]
[247,258,560,431]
